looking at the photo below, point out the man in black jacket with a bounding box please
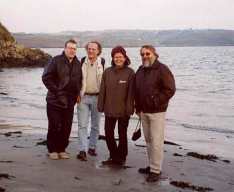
[42,39,82,160]
[135,45,176,182]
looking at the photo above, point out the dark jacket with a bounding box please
[98,66,135,117]
[42,52,82,109]
[135,60,176,113]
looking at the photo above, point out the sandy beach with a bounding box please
[1,46,234,192]
[0,122,234,192]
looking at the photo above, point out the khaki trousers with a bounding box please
[141,112,166,174]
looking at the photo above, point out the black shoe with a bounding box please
[112,159,126,166]
[146,172,160,182]
[88,148,97,156]
[138,166,150,174]
[102,158,114,165]
[77,151,87,161]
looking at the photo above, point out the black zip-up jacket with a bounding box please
[135,60,176,113]
[42,52,82,108]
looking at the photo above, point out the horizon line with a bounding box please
[11,28,234,34]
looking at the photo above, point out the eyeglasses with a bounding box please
[140,52,151,57]
[88,48,98,51]
[66,47,77,51]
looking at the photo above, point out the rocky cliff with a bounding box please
[0,22,51,67]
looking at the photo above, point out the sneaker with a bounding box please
[48,152,59,160]
[88,148,97,156]
[138,166,150,174]
[59,152,70,159]
[77,151,87,161]
[146,172,160,182]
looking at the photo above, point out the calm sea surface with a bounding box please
[0,47,234,136]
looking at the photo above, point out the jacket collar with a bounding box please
[151,59,161,69]
[112,65,126,72]
[62,51,78,64]
[83,56,101,66]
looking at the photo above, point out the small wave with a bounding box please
[207,88,232,94]
[181,123,234,135]
[216,114,234,118]
[0,96,18,101]
[26,91,46,97]
[0,115,46,121]
[197,100,208,103]
[36,86,44,90]
[176,88,190,92]
[176,74,195,77]
[194,113,208,117]
[0,123,33,129]
[19,102,45,109]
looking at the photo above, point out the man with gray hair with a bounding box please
[76,41,105,161]
[135,45,176,182]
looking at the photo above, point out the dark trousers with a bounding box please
[104,116,130,162]
[46,103,75,153]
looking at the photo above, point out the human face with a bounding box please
[87,43,99,60]
[113,53,126,68]
[64,42,77,60]
[140,48,156,67]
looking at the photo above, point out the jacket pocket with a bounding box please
[57,91,68,107]
[145,95,158,111]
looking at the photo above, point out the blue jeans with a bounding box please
[77,95,101,152]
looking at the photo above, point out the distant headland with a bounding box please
[13,29,234,48]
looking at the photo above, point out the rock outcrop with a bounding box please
[0,22,51,67]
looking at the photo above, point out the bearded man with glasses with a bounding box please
[135,45,176,182]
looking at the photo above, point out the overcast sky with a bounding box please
[1,0,234,33]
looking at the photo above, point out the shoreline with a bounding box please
[1,116,233,160]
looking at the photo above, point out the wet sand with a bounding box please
[0,125,234,192]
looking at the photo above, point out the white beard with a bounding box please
[143,60,151,67]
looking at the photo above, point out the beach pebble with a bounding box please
[112,178,122,185]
